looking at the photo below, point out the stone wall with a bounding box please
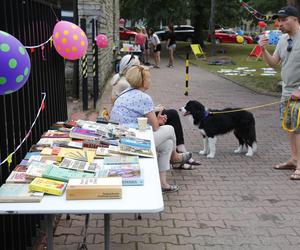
[66,0,119,103]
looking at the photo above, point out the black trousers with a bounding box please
[156,109,185,146]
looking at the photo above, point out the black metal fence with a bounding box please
[0,0,66,249]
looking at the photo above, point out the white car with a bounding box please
[155,25,194,42]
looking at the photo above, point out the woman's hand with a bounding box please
[157,111,167,125]
[291,89,300,100]
[154,104,165,112]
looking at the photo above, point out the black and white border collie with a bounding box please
[179,100,257,158]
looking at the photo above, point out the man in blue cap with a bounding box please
[259,5,300,180]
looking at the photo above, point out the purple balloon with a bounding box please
[0,30,31,95]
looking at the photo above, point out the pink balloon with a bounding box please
[52,21,88,60]
[96,34,108,48]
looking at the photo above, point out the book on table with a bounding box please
[59,157,100,173]
[25,161,54,178]
[69,127,104,141]
[0,183,44,203]
[118,137,153,157]
[36,137,71,147]
[56,147,96,163]
[100,155,143,186]
[41,130,70,138]
[66,177,122,200]
[108,145,154,158]
[42,165,95,182]
[6,171,31,183]
[29,177,67,196]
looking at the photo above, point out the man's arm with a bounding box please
[259,37,281,67]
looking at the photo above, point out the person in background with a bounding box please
[110,54,200,169]
[110,54,140,103]
[142,27,151,65]
[110,65,193,192]
[148,28,161,68]
[134,27,146,63]
[166,24,176,67]
[259,5,300,180]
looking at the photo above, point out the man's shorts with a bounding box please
[280,99,300,133]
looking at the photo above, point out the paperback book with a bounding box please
[66,177,122,200]
[41,130,70,138]
[56,147,96,163]
[69,127,104,141]
[108,145,154,158]
[103,155,139,165]
[6,171,31,183]
[42,165,94,182]
[0,183,44,203]
[26,161,53,178]
[119,137,153,157]
[59,158,98,173]
[29,177,67,196]
[36,137,71,147]
[97,164,144,186]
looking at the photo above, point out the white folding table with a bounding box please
[0,129,164,250]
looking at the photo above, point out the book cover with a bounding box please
[41,130,70,138]
[120,137,151,150]
[103,155,139,165]
[98,163,144,186]
[13,165,28,172]
[108,145,154,158]
[36,138,71,147]
[6,171,31,183]
[29,144,48,152]
[29,177,67,196]
[0,183,44,203]
[42,165,94,182]
[95,147,111,157]
[26,161,52,178]
[69,127,103,141]
[59,158,96,172]
[24,151,41,160]
[66,177,122,200]
[28,155,59,165]
[57,148,96,163]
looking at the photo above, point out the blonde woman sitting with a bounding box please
[110,65,192,193]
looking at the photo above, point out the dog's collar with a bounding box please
[204,110,210,119]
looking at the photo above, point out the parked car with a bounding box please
[155,25,194,42]
[208,29,254,44]
[119,27,137,41]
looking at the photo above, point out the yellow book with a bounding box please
[57,148,96,163]
[29,177,67,196]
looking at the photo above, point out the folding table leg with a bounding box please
[104,214,110,250]
[46,214,53,250]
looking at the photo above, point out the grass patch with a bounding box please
[176,42,282,96]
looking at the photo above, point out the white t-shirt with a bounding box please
[150,34,160,46]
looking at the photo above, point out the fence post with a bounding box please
[92,18,99,109]
[80,18,88,111]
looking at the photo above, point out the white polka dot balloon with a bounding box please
[0,30,31,95]
[52,21,88,60]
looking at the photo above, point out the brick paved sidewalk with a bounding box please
[53,56,300,250]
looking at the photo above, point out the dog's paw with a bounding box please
[199,150,208,155]
[234,145,244,154]
[245,152,254,157]
[206,153,215,158]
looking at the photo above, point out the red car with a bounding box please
[119,27,137,41]
[208,29,254,44]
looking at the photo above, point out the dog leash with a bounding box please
[209,100,283,114]
[282,98,300,132]
[208,98,300,132]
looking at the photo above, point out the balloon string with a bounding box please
[24,36,52,49]
[50,5,60,22]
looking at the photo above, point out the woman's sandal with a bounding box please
[188,159,201,166]
[162,184,179,193]
[170,152,192,165]
[274,160,297,170]
[172,163,195,170]
[290,169,300,180]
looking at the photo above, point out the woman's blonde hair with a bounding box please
[125,65,149,88]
